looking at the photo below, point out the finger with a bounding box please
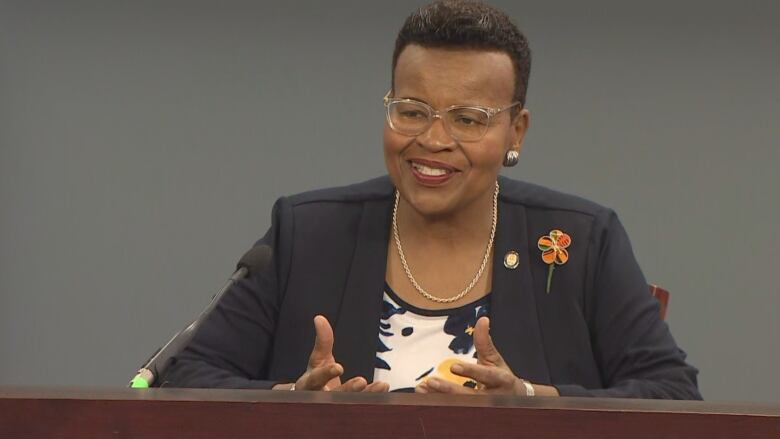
[473,317,506,367]
[308,315,335,367]
[424,377,476,394]
[301,363,343,390]
[324,375,342,391]
[364,381,390,393]
[415,383,429,393]
[450,362,516,389]
[332,376,367,392]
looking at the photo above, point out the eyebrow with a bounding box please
[395,95,431,106]
[394,96,505,109]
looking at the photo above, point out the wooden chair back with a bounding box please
[649,284,670,321]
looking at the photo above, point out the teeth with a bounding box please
[412,162,450,177]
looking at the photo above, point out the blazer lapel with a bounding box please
[333,197,393,382]
[490,196,552,384]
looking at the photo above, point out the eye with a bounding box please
[452,112,488,127]
[453,115,483,126]
[449,108,489,128]
[392,101,430,121]
[399,109,426,119]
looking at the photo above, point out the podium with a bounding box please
[2,387,778,438]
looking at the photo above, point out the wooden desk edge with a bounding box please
[2,386,779,417]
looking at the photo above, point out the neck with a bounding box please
[396,184,497,245]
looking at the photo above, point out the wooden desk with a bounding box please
[1,387,778,438]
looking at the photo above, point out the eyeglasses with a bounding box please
[383,91,522,142]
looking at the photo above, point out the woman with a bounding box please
[165,0,701,399]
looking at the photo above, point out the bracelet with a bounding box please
[522,380,535,396]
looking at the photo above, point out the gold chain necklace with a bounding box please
[392,181,499,303]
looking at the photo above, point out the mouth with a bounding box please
[407,159,460,185]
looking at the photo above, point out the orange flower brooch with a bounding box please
[537,229,572,293]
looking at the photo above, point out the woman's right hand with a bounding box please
[273,315,389,392]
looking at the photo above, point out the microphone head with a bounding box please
[236,244,273,275]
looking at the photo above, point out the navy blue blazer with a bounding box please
[164,176,701,399]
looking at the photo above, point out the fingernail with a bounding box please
[330,365,340,374]
[427,378,440,389]
[451,363,464,374]
[353,380,365,391]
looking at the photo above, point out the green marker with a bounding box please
[129,368,153,388]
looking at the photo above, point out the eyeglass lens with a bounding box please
[387,101,490,141]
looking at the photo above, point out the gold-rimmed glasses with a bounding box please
[383,91,522,142]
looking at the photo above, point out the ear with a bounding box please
[508,108,530,155]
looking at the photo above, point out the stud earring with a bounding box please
[503,150,520,167]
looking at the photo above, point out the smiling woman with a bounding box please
[163,0,701,399]
[384,46,525,219]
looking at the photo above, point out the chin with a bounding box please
[401,184,459,218]
[410,200,452,219]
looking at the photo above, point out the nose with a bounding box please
[417,115,456,152]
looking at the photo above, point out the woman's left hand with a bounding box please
[415,317,559,396]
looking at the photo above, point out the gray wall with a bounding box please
[1,0,778,402]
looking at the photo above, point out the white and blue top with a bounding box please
[373,283,491,392]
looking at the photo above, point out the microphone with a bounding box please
[129,244,273,388]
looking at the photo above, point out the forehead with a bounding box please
[393,44,515,107]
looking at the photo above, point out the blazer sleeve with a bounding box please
[160,197,294,389]
[556,210,702,399]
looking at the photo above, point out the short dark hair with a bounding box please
[392,0,532,106]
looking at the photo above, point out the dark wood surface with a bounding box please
[1,387,778,439]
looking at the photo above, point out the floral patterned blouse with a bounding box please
[373,284,491,392]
